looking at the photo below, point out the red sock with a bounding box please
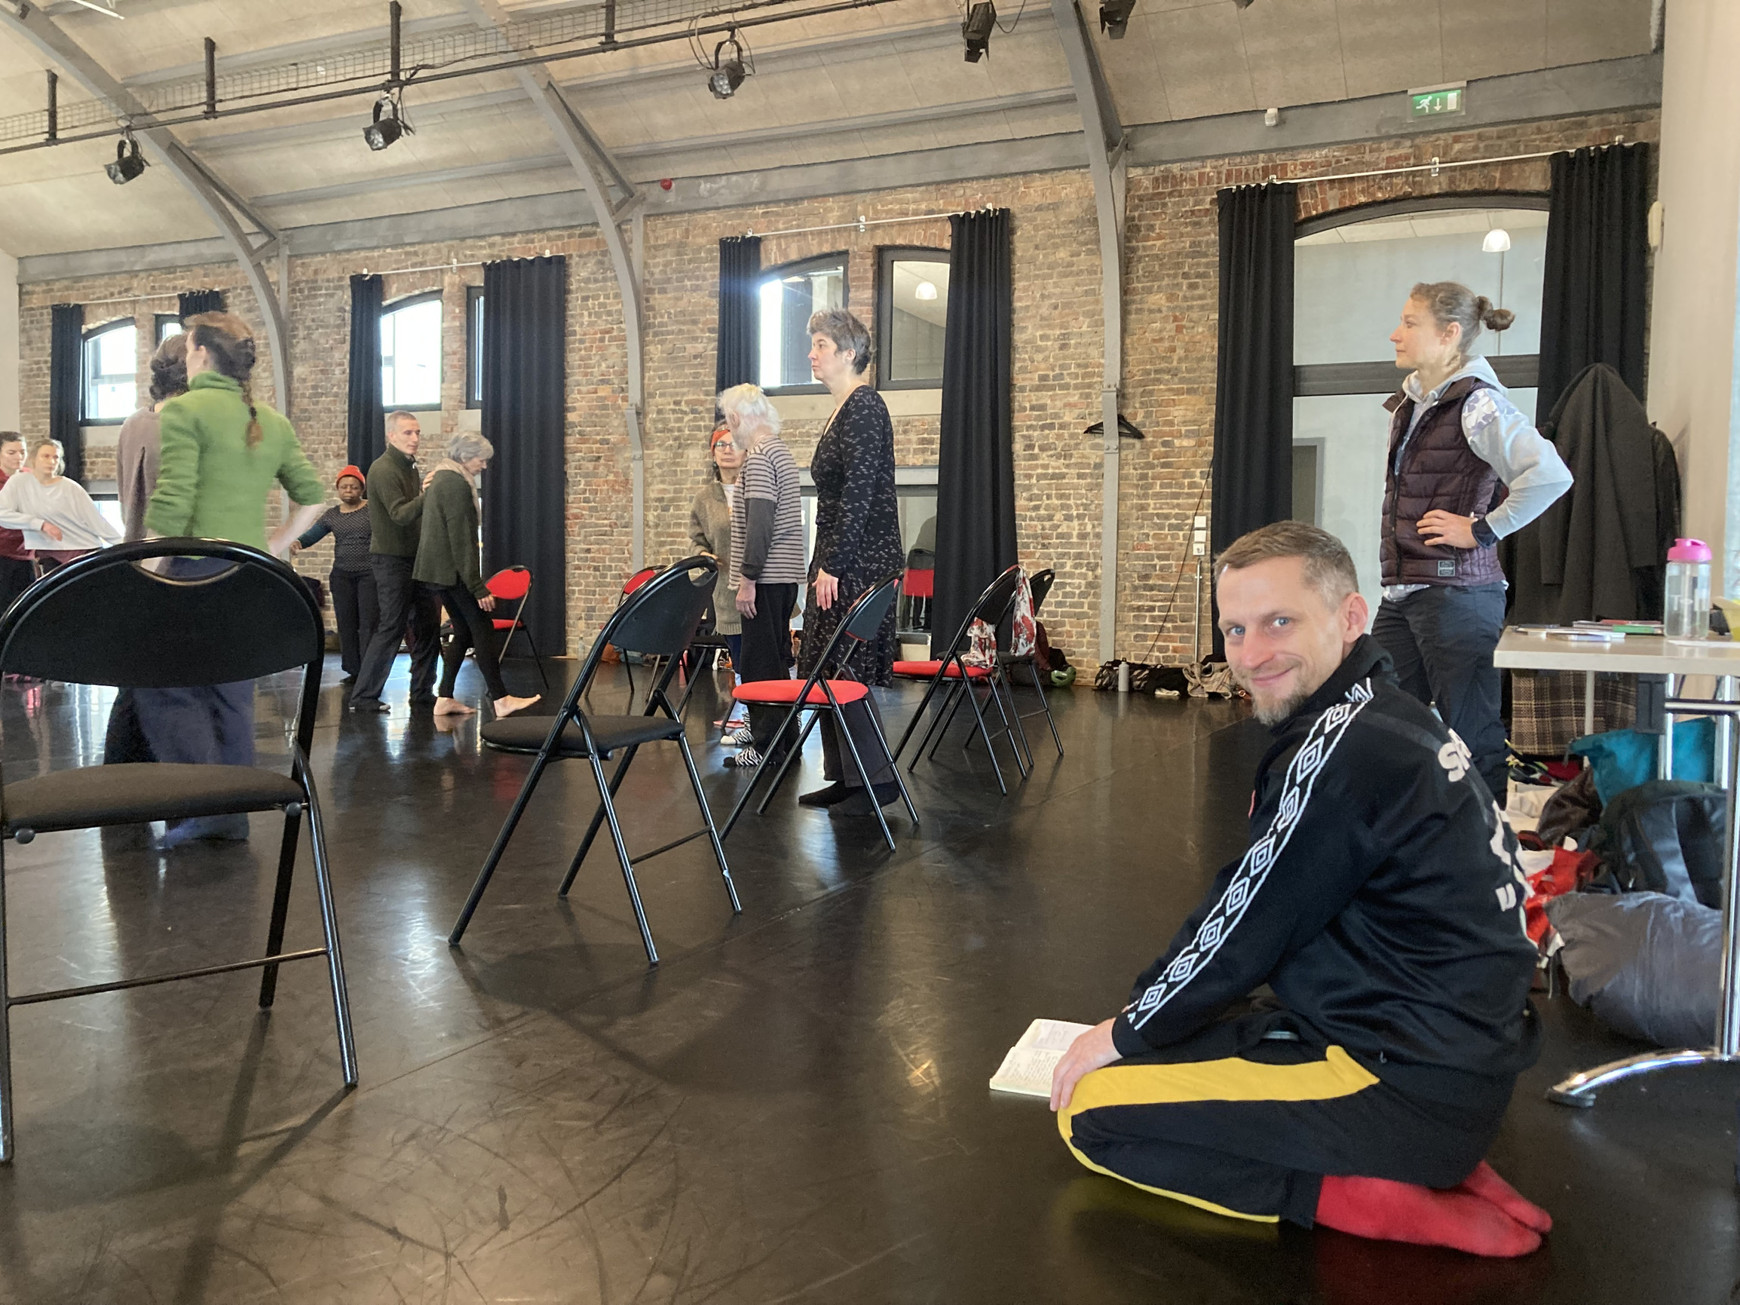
[1315,1175,1542,1258]
[1454,1161,1553,1234]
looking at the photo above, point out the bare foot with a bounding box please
[433,697,475,717]
[493,694,542,719]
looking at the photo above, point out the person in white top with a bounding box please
[0,439,122,563]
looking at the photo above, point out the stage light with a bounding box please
[709,32,749,99]
[914,281,938,301]
[962,2,996,61]
[105,132,145,184]
[363,93,412,151]
[1482,228,1512,253]
[1099,0,1135,38]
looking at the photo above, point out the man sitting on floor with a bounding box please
[1051,521,1550,1257]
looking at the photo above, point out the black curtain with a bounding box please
[49,304,83,484]
[1537,142,1651,420]
[933,208,1016,650]
[481,255,567,654]
[177,289,225,321]
[1210,182,1296,657]
[346,274,384,468]
[715,236,761,400]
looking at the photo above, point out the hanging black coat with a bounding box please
[1502,363,1680,623]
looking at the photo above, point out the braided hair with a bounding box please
[185,311,263,447]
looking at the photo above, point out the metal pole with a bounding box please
[44,71,55,142]
[204,38,216,119]
[389,1,402,86]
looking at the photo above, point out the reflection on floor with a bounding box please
[0,656,1733,1304]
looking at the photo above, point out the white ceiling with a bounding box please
[0,0,1655,258]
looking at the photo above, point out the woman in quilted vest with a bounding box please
[1374,281,1572,800]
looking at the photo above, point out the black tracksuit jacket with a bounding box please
[1112,636,1541,1104]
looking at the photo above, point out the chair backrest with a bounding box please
[1029,568,1055,615]
[561,557,717,721]
[796,571,903,685]
[935,564,1023,657]
[620,567,658,602]
[487,566,532,601]
[903,567,935,599]
[0,539,322,689]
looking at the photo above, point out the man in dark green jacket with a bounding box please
[349,411,440,712]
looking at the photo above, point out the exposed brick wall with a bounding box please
[14,106,1658,664]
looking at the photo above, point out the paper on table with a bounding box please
[989,1018,1095,1098]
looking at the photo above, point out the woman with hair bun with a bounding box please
[1377,280,1572,798]
[141,310,327,847]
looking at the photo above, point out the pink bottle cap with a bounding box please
[1668,538,1713,563]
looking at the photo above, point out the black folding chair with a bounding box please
[890,564,1030,795]
[448,557,739,965]
[999,567,1063,758]
[0,539,357,1161]
[721,572,917,852]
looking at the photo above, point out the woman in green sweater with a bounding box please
[139,311,326,847]
[413,433,541,720]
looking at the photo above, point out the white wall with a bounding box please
[0,248,17,431]
[1647,0,1740,592]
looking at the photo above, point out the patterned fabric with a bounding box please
[799,387,903,685]
[1128,682,1373,1032]
[1508,669,1637,757]
[298,503,373,575]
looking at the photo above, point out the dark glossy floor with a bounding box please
[0,654,1733,1304]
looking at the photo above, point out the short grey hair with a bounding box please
[717,383,781,436]
[807,308,872,374]
[448,432,495,463]
[1216,521,1358,606]
[385,410,420,433]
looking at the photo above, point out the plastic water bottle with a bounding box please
[1665,538,1713,639]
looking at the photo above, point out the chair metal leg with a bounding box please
[758,710,822,812]
[892,671,950,761]
[259,803,303,1009]
[0,840,12,1163]
[675,733,741,913]
[520,623,551,691]
[300,766,359,1087]
[834,704,897,852]
[561,745,639,896]
[1027,660,1064,756]
[586,751,658,964]
[863,699,921,828]
[960,676,1009,794]
[992,670,1033,775]
[721,700,805,839]
[930,680,970,762]
[449,750,557,945]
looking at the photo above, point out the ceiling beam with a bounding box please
[1053,0,1126,664]
[0,2,293,408]
[459,0,652,569]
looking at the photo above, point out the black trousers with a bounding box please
[352,554,440,704]
[329,568,379,679]
[430,584,509,701]
[1058,1011,1512,1227]
[740,581,797,752]
[0,556,34,613]
[1372,583,1508,797]
[819,699,895,788]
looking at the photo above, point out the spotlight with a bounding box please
[1482,228,1512,253]
[105,131,145,184]
[363,93,412,151]
[914,281,938,301]
[962,1,996,61]
[708,31,749,99]
[1099,0,1135,38]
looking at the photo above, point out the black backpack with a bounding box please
[1588,780,1726,909]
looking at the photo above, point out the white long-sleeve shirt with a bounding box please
[0,473,121,552]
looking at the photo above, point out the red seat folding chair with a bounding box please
[891,564,1031,794]
[721,571,917,852]
[483,566,550,691]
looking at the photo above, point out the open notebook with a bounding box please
[989,1019,1095,1098]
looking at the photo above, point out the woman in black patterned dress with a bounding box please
[798,308,906,812]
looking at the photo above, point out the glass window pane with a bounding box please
[1294,208,1547,365]
[756,260,845,391]
[158,318,182,345]
[468,292,484,406]
[381,297,442,408]
[83,324,137,422]
[1293,393,1392,609]
[885,259,949,383]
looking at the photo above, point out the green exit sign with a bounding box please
[1410,84,1466,118]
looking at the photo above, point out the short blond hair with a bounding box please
[1216,521,1358,605]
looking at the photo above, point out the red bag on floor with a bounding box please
[1525,848,1601,954]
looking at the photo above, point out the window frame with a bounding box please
[154,313,183,347]
[380,289,444,413]
[80,317,139,426]
[757,252,850,396]
[465,286,484,410]
[874,245,951,391]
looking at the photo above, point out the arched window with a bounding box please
[758,253,847,393]
[381,291,442,409]
[81,318,137,423]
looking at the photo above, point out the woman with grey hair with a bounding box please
[796,308,904,813]
[414,432,541,719]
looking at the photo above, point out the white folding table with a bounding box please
[1494,629,1740,1105]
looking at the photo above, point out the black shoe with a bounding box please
[340,674,357,686]
[798,781,852,807]
[349,699,389,714]
[829,783,902,817]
